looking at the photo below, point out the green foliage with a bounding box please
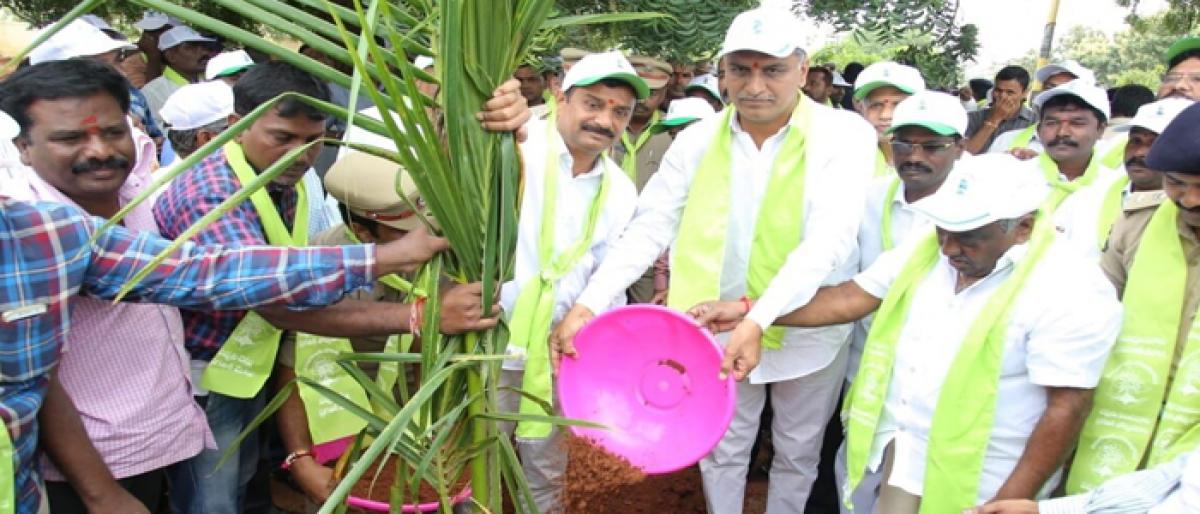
[1020,14,1179,89]
[552,0,755,62]
[796,0,979,88]
[4,0,258,31]
[1118,0,1200,34]
[811,23,979,88]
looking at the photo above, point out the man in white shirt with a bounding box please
[853,61,926,178]
[696,155,1122,513]
[841,89,969,513]
[552,8,877,513]
[496,50,644,513]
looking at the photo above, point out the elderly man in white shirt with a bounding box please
[551,7,876,513]
[695,155,1121,513]
[842,89,970,513]
[495,51,644,513]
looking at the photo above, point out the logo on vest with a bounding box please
[1105,360,1160,405]
[1089,435,1137,479]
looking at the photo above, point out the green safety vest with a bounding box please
[619,111,661,183]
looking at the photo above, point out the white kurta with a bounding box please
[576,100,877,384]
[852,237,1122,503]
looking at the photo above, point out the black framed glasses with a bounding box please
[889,140,957,155]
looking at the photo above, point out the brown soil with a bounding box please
[346,454,469,508]
[560,435,647,512]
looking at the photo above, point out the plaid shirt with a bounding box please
[154,146,301,361]
[0,197,374,514]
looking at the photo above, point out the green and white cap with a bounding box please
[561,50,650,100]
[887,90,968,137]
[1115,97,1193,135]
[719,7,805,59]
[660,97,716,128]
[205,50,255,81]
[853,61,925,101]
[1165,36,1200,66]
[684,74,724,105]
[911,153,1049,232]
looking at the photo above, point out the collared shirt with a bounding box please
[1039,448,1196,514]
[1041,157,1126,260]
[576,99,876,383]
[989,126,1044,154]
[610,126,674,192]
[966,106,1037,152]
[2,162,213,481]
[853,237,1122,501]
[847,173,942,383]
[153,146,302,361]
[500,118,638,370]
[0,198,375,514]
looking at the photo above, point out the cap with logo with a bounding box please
[205,50,255,81]
[158,26,216,51]
[134,10,183,32]
[1146,102,1200,174]
[719,7,805,59]
[1114,98,1192,135]
[160,81,234,131]
[659,97,717,129]
[911,153,1050,232]
[684,74,723,105]
[29,19,130,65]
[628,55,672,90]
[1034,60,1097,87]
[1032,78,1111,122]
[561,51,650,100]
[1165,36,1200,66]
[324,151,425,232]
[854,61,926,101]
[886,90,969,137]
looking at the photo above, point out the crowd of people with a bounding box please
[1,4,1199,514]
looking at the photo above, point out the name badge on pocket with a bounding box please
[3,303,48,323]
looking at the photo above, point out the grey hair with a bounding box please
[167,119,229,158]
[795,48,808,69]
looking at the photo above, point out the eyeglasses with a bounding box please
[889,140,957,155]
[1161,72,1200,87]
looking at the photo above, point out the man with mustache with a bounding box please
[1063,101,1200,500]
[1025,79,1125,259]
[841,90,970,513]
[552,8,877,512]
[853,61,926,178]
[692,155,1121,513]
[152,61,526,514]
[0,58,476,514]
[495,50,645,512]
[140,25,218,130]
[1159,36,1200,101]
[987,61,1097,156]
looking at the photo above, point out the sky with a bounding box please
[763,0,1169,80]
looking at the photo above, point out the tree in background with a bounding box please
[795,0,979,88]
[549,0,755,64]
[1118,0,1200,34]
[1016,12,1180,89]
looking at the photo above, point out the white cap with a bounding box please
[911,154,1049,232]
[80,14,114,32]
[684,74,723,105]
[1035,60,1096,87]
[561,50,650,100]
[661,97,717,127]
[158,26,215,51]
[1117,97,1193,135]
[29,19,129,65]
[205,50,254,80]
[1033,78,1111,122]
[831,70,851,87]
[414,55,434,71]
[718,7,805,59]
[134,10,182,31]
[854,61,925,101]
[887,90,969,137]
[0,111,19,140]
[160,81,234,131]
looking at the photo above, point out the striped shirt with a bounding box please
[1039,450,1194,513]
[0,197,374,514]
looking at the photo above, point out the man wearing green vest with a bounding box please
[1068,102,1200,496]
[153,61,524,514]
[496,50,644,512]
[840,90,969,513]
[853,61,926,178]
[695,154,1122,513]
[553,7,878,512]
[1159,36,1200,101]
[1024,79,1125,260]
[140,25,216,130]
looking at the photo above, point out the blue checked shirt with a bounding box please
[0,198,375,513]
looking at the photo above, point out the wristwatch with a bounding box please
[282,449,315,470]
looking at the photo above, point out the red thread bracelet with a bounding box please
[739,295,753,315]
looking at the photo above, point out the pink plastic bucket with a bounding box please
[313,437,471,512]
[557,305,736,474]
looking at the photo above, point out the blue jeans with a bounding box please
[167,391,265,514]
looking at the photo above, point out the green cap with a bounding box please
[561,51,650,100]
[1165,36,1200,67]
